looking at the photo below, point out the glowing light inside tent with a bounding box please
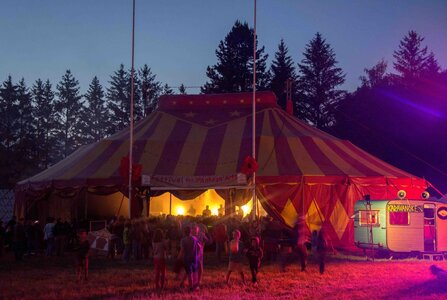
[176,206,185,215]
[211,207,219,216]
[241,203,250,217]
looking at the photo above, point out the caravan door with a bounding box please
[423,204,436,252]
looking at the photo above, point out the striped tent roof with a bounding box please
[17,91,423,191]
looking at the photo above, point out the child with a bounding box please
[192,223,208,287]
[246,237,263,285]
[152,228,168,291]
[226,230,246,285]
[75,230,90,281]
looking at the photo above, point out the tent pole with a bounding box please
[169,193,172,215]
[252,0,257,220]
[84,192,88,220]
[128,0,136,219]
[150,188,151,217]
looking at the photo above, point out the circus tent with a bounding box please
[15,91,429,248]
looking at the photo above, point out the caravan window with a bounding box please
[389,212,409,225]
[359,210,379,226]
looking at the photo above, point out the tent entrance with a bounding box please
[147,188,267,218]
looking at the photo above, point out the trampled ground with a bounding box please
[1,252,447,299]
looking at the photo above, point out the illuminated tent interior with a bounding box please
[16,91,429,249]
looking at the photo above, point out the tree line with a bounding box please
[0,64,173,187]
[1,20,446,191]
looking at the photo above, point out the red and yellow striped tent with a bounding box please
[16,91,429,248]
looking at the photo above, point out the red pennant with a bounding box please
[286,99,293,115]
[120,156,142,183]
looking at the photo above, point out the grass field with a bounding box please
[1,251,447,299]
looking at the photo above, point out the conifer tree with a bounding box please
[32,79,56,169]
[0,76,19,151]
[16,78,34,141]
[54,70,85,158]
[269,39,297,110]
[0,76,19,187]
[15,78,38,177]
[423,51,441,79]
[393,30,439,85]
[162,84,174,95]
[297,32,345,129]
[107,64,129,134]
[202,20,270,93]
[127,67,142,120]
[178,84,187,95]
[84,76,109,142]
[139,64,161,116]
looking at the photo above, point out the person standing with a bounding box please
[75,230,90,281]
[43,217,55,256]
[213,221,227,261]
[226,230,246,285]
[178,226,200,291]
[312,229,330,274]
[152,228,168,292]
[13,218,26,261]
[246,236,263,285]
[202,206,211,217]
[5,216,17,251]
[192,223,209,287]
[294,219,309,272]
[54,218,65,256]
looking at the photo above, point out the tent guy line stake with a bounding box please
[129,0,136,219]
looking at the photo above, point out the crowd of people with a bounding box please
[0,216,90,261]
[0,213,332,292]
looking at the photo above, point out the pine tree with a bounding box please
[16,78,34,141]
[107,64,129,134]
[0,76,19,151]
[32,79,56,169]
[423,51,441,79]
[15,78,38,178]
[393,30,437,85]
[139,64,161,116]
[127,67,142,120]
[54,70,85,158]
[162,84,174,95]
[269,39,297,110]
[178,83,187,95]
[297,32,345,129]
[202,20,270,93]
[0,76,19,187]
[84,76,109,142]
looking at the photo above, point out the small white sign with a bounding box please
[141,174,151,186]
[237,173,247,184]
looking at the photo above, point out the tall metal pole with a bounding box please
[128,0,136,219]
[252,0,257,220]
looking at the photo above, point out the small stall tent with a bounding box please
[354,199,447,253]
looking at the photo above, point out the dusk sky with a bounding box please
[1,0,446,93]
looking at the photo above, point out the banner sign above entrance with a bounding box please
[141,173,247,188]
